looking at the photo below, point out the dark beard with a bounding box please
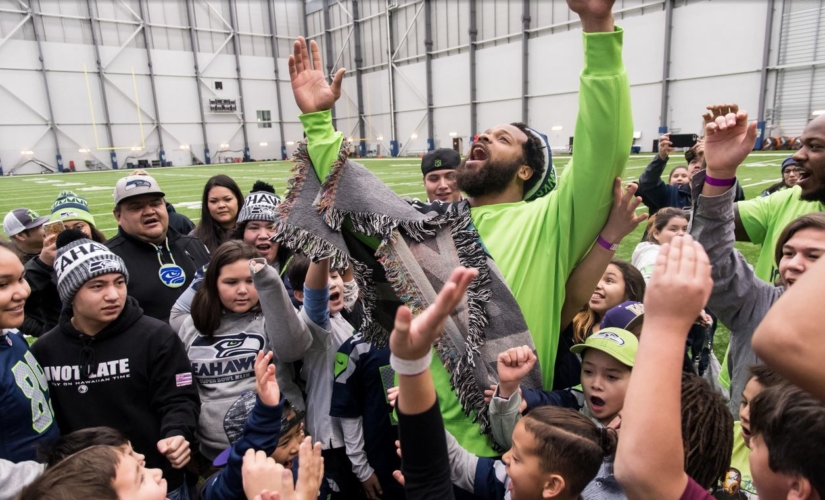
[456,157,521,199]
[799,181,825,204]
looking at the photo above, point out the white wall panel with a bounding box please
[431,53,469,108]
[668,74,761,135]
[476,43,521,103]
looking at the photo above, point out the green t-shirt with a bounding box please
[300,27,632,456]
[714,422,757,499]
[718,186,825,391]
[738,186,825,283]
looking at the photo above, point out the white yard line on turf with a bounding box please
[742,178,780,188]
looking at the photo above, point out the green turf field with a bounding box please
[1,151,794,359]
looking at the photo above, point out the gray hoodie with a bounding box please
[691,188,784,415]
[177,264,310,460]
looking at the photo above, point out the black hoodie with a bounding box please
[106,226,210,322]
[30,297,200,490]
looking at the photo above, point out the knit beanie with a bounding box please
[50,190,96,226]
[523,127,557,201]
[781,156,798,174]
[54,229,129,304]
[236,181,281,224]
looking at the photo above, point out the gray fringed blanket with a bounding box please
[273,143,542,436]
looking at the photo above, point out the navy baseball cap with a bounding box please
[600,301,645,332]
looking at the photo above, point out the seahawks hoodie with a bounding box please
[30,297,200,491]
[177,264,309,460]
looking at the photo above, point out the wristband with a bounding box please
[597,235,618,252]
[705,174,736,187]
[390,351,433,376]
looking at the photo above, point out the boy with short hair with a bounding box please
[714,365,785,500]
[30,229,200,499]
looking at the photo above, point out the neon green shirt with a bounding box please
[738,186,825,282]
[300,27,632,456]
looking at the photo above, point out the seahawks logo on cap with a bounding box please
[88,259,122,274]
[125,178,151,190]
[59,211,79,219]
[248,206,275,218]
[592,331,626,346]
[434,159,442,168]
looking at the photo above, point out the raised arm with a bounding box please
[392,266,477,500]
[250,259,313,362]
[302,258,331,331]
[556,0,633,268]
[561,178,647,328]
[289,37,346,181]
[636,134,672,210]
[753,257,825,402]
[693,105,777,332]
[615,236,713,500]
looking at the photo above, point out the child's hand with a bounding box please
[294,437,325,500]
[644,235,713,336]
[255,351,280,407]
[242,449,292,500]
[157,436,191,469]
[249,258,267,274]
[386,386,399,408]
[600,178,648,245]
[389,267,478,361]
[497,346,537,399]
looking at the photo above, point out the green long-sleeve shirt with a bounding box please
[299,27,632,455]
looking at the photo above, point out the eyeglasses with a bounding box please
[784,167,804,175]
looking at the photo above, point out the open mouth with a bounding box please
[329,291,341,302]
[284,459,294,470]
[741,424,751,439]
[590,292,605,301]
[590,396,606,410]
[796,168,811,185]
[143,218,159,226]
[464,144,489,168]
[256,243,272,253]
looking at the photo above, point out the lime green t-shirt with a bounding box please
[718,186,825,391]
[300,27,632,456]
[714,422,757,499]
[738,186,825,283]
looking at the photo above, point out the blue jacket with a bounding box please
[0,329,60,462]
[200,395,285,500]
[637,156,692,213]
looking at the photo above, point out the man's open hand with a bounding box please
[289,37,345,114]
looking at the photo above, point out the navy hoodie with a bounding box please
[30,297,200,490]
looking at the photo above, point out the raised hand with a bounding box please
[38,233,58,267]
[497,346,537,399]
[242,449,293,500]
[601,178,649,245]
[567,0,615,32]
[288,37,345,114]
[657,133,672,161]
[294,437,325,500]
[389,267,478,361]
[643,235,713,337]
[702,103,758,178]
[254,351,280,407]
